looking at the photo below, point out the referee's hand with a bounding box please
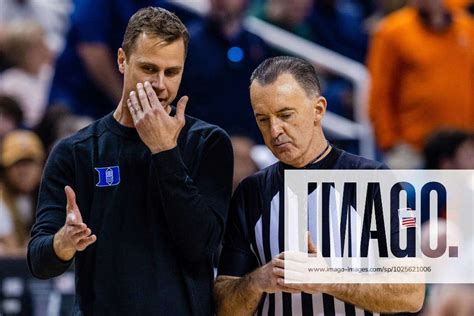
[53,186,97,261]
[249,253,302,294]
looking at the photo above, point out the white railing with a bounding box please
[171,0,375,159]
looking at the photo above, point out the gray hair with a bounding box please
[250,56,321,97]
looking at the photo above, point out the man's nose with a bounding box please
[269,118,283,139]
[151,73,166,91]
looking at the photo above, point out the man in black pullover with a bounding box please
[28,7,233,315]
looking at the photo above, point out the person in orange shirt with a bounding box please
[444,0,472,11]
[367,0,474,168]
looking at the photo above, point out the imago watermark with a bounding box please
[283,170,474,284]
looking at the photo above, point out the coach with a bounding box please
[28,7,233,315]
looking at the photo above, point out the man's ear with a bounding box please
[313,96,327,124]
[117,48,126,74]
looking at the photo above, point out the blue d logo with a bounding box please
[95,166,120,187]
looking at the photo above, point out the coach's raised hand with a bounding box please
[127,81,188,154]
[53,186,97,261]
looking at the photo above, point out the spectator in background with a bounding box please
[231,136,258,192]
[421,128,474,316]
[310,0,369,63]
[251,0,314,40]
[423,128,474,169]
[252,0,371,119]
[0,0,72,54]
[0,95,23,140]
[419,128,473,223]
[468,0,474,15]
[251,0,369,62]
[364,0,408,33]
[0,22,53,128]
[308,0,371,119]
[0,130,45,256]
[0,25,10,72]
[367,0,474,168]
[444,0,473,11]
[352,0,378,18]
[33,105,72,152]
[48,0,198,120]
[34,105,93,154]
[179,0,272,142]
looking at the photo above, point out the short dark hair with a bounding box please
[423,128,474,169]
[250,56,321,96]
[122,7,189,58]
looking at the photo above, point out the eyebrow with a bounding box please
[137,61,157,68]
[277,107,295,113]
[165,66,183,72]
[255,107,295,117]
[136,62,182,72]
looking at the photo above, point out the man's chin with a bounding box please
[273,150,295,165]
[272,143,293,155]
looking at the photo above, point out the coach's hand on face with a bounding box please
[127,81,188,154]
[53,186,97,261]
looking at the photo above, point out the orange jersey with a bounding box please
[367,7,474,150]
[444,0,472,10]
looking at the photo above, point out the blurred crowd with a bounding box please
[0,0,473,314]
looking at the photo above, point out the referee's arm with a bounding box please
[215,257,301,316]
[215,181,299,315]
[214,274,262,316]
[313,283,425,313]
[215,180,264,315]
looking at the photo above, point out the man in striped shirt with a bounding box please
[215,56,425,315]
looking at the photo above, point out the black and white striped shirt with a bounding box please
[219,147,394,316]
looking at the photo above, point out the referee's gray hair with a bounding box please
[250,56,321,97]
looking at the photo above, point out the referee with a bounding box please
[215,56,425,315]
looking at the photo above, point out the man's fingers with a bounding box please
[129,91,142,118]
[144,81,160,109]
[136,82,152,111]
[66,213,78,225]
[64,185,84,224]
[66,223,86,235]
[274,258,285,268]
[175,95,188,125]
[127,98,139,123]
[64,186,78,214]
[72,227,91,240]
[66,223,96,251]
[76,234,97,251]
[273,267,285,277]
